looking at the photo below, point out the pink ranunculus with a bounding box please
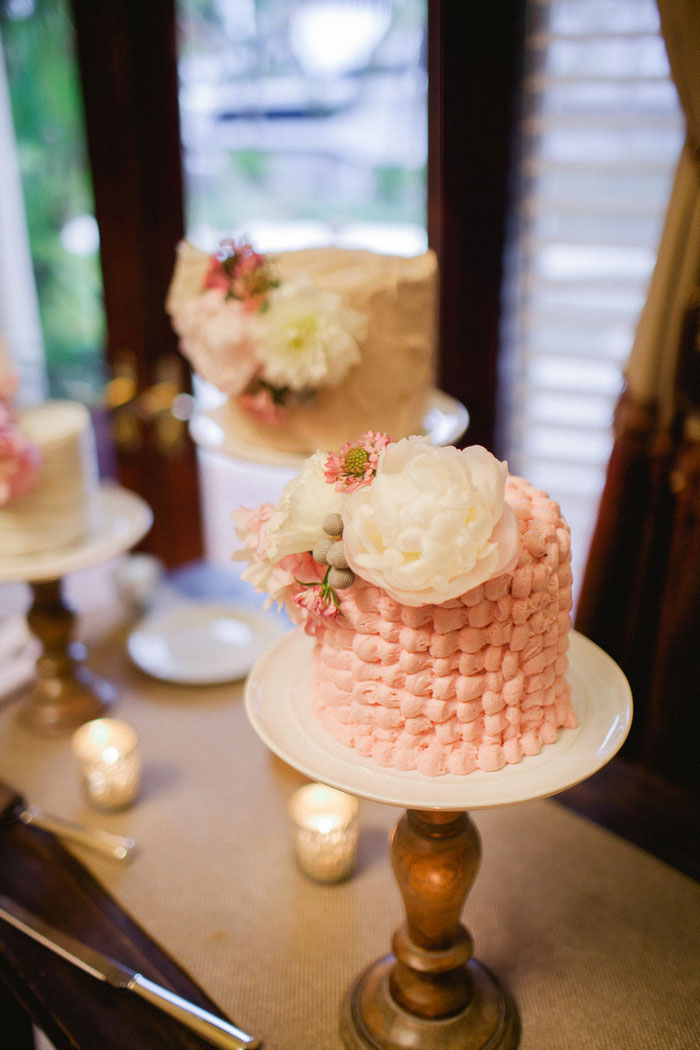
[237,386,286,424]
[0,344,18,405]
[172,289,259,396]
[232,502,276,559]
[202,257,231,294]
[204,241,275,313]
[0,417,41,506]
[290,584,340,635]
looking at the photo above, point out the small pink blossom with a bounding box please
[324,431,393,493]
[173,289,259,396]
[264,551,323,614]
[0,372,17,404]
[0,415,41,507]
[291,584,340,634]
[237,386,286,424]
[232,502,276,559]
[203,240,277,312]
[0,345,18,404]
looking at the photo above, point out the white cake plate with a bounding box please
[0,485,152,733]
[245,629,632,811]
[127,600,286,685]
[190,387,470,467]
[0,485,153,584]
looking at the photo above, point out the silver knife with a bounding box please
[0,895,259,1049]
[0,780,135,862]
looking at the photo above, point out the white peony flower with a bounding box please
[253,280,365,392]
[265,451,344,561]
[342,437,519,606]
[172,289,259,396]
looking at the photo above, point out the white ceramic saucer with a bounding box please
[245,630,633,811]
[128,601,287,685]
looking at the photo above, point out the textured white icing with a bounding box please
[311,476,577,776]
[201,246,438,454]
[0,401,98,556]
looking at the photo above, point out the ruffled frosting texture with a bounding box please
[312,475,576,776]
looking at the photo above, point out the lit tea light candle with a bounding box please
[72,718,141,810]
[288,783,359,883]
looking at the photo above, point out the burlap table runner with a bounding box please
[0,565,698,1049]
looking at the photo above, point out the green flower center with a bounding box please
[343,446,370,476]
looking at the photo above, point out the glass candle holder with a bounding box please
[288,783,359,883]
[72,718,141,810]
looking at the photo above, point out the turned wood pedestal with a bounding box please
[19,578,115,734]
[340,809,519,1050]
[0,487,152,735]
[245,629,633,1050]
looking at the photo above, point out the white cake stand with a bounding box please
[245,631,632,1050]
[0,485,152,734]
[190,387,470,466]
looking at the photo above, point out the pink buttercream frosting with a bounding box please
[311,476,577,775]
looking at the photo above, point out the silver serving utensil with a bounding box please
[0,896,259,1049]
[0,780,135,861]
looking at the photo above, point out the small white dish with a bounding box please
[128,601,286,685]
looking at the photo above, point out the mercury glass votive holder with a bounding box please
[288,783,359,883]
[72,718,141,810]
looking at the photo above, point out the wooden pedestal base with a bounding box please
[340,810,520,1050]
[19,578,115,734]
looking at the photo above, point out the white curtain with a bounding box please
[0,27,47,403]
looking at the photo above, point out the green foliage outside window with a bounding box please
[1,0,105,401]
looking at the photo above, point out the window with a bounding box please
[0,0,105,403]
[500,0,683,597]
[176,0,428,256]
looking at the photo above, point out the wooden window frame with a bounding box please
[70,0,526,564]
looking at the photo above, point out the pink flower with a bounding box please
[203,240,277,312]
[237,386,286,424]
[0,372,17,404]
[0,415,41,506]
[290,584,340,634]
[232,502,276,559]
[324,431,393,493]
[0,344,18,404]
[172,289,260,396]
[202,259,230,294]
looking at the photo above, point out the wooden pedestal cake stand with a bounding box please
[245,630,632,1050]
[0,485,152,734]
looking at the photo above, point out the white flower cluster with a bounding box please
[253,280,365,392]
[342,438,519,605]
[236,437,519,610]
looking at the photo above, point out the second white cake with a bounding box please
[0,400,99,557]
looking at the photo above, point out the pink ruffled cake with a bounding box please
[311,476,575,777]
[235,433,577,776]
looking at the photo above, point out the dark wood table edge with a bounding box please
[555,755,699,883]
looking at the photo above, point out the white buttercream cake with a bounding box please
[167,241,437,455]
[0,400,99,557]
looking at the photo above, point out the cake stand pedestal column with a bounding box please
[20,577,117,733]
[0,485,152,735]
[341,808,519,1050]
[245,630,633,1050]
